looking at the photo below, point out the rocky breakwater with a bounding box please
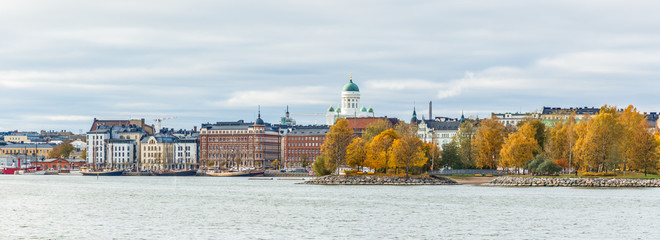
[301,175,458,185]
[487,177,660,187]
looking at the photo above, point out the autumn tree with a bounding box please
[346,137,369,171]
[389,135,427,178]
[425,142,442,171]
[362,119,393,141]
[48,141,76,158]
[81,148,87,160]
[549,112,578,173]
[500,131,537,174]
[321,118,354,173]
[627,118,658,175]
[573,109,621,172]
[618,105,647,172]
[472,118,505,169]
[365,129,399,172]
[270,159,280,169]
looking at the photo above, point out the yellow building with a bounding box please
[3,135,30,143]
[0,144,54,157]
[140,134,176,170]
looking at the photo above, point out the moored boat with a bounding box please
[206,171,251,177]
[81,170,124,176]
[152,169,198,176]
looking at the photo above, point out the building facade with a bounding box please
[174,137,198,170]
[107,139,136,170]
[0,143,54,158]
[140,134,177,170]
[282,126,329,168]
[199,115,280,170]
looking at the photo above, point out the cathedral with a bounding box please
[326,76,374,125]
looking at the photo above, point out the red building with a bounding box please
[345,117,400,136]
[282,126,329,168]
[199,116,281,170]
[33,158,86,170]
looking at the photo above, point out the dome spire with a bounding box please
[255,105,264,125]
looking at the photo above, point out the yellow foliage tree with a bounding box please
[627,118,658,176]
[473,118,505,169]
[573,111,621,172]
[321,118,354,173]
[362,119,393,141]
[365,128,399,171]
[346,137,369,171]
[618,105,647,171]
[500,132,537,173]
[389,136,427,178]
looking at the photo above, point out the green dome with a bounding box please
[336,108,341,113]
[342,80,360,92]
[328,106,335,112]
[368,107,373,113]
[361,106,367,112]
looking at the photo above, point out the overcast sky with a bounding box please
[2,0,660,132]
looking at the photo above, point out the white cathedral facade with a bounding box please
[326,78,374,125]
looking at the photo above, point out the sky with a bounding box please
[2,0,660,133]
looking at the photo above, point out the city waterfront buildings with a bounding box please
[0,143,54,158]
[199,113,281,170]
[282,125,329,168]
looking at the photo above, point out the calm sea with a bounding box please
[1,175,659,239]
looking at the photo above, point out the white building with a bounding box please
[492,112,539,127]
[418,119,462,149]
[86,129,110,167]
[107,139,136,170]
[174,138,198,170]
[326,77,374,125]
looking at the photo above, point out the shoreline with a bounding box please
[486,176,660,187]
[301,175,458,185]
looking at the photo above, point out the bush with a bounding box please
[582,172,617,177]
[536,160,562,175]
[344,170,358,176]
[526,155,546,172]
[312,156,332,176]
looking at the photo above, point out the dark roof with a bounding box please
[140,134,178,143]
[423,120,461,131]
[288,126,330,136]
[0,143,55,149]
[202,120,275,132]
[542,107,600,115]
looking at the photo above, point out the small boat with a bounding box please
[206,171,251,177]
[81,170,124,176]
[152,169,198,176]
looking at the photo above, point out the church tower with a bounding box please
[341,74,360,116]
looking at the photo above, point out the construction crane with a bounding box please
[154,117,177,133]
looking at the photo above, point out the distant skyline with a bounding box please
[2,1,660,132]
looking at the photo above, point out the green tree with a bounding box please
[312,155,332,176]
[300,155,310,168]
[346,137,369,171]
[321,118,354,173]
[441,140,461,169]
[455,120,477,168]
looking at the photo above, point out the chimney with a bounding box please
[429,101,432,120]
[194,126,197,132]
